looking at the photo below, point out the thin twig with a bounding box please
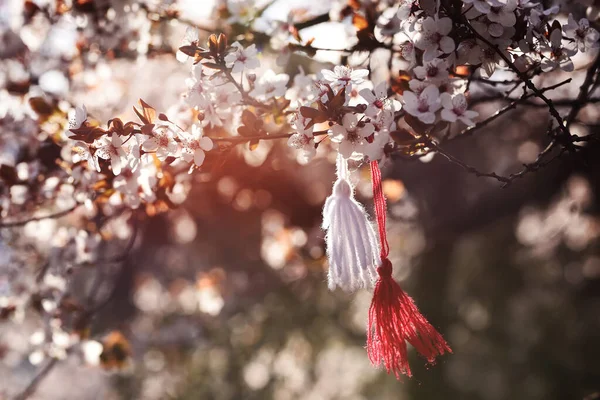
[0,206,78,229]
[460,15,572,141]
[452,78,572,141]
[211,129,328,143]
[565,54,600,127]
[14,358,59,400]
[424,139,511,183]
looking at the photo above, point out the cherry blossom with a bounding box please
[402,85,441,124]
[72,141,100,172]
[180,124,214,168]
[227,0,256,25]
[528,5,559,30]
[249,70,289,100]
[563,15,600,53]
[414,17,455,62]
[321,66,369,90]
[440,93,479,126]
[363,111,393,161]
[185,64,209,108]
[142,126,179,161]
[113,164,157,208]
[67,105,87,131]
[176,27,200,63]
[224,42,260,73]
[486,0,517,28]
[286,67,317,108]
[396,0,414,20]
[329,113,375,160]
[478,40,511,78]
[287,114,316,164]
[398,42,416,67]
[359,82,394,118]
[95,133,127,175]
[540,29,577,72]
[6,2,600,390]
[413,58,450,85]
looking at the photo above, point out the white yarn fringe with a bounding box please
[322,154,380,291]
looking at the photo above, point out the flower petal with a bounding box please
[194,149,206,167]
[199,136,213,151]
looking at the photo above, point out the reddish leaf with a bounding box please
[28,97,54,116]
[217,33,228,55]
[179,45,200,57]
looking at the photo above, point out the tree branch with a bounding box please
[0,206,78,229]
[459,15,573,143]
[452,78,572,142]
[14,358,59,400]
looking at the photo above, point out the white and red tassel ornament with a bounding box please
[322,156,452,379]
[366,160,452,379]
[322,154,380,291]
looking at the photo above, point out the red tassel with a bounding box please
[367,161,451,379]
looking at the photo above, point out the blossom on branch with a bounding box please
[440,93,479,126]
[414,17,455,62]
[563,14,600,53]
[95,133,127,175]
[402,85,441,124]
[329,113,375,160]
[180,124,214,168]
[224,42,260,73]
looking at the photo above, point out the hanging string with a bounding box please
[321,155,380,291]
[370,160,389,259]
[366,160,452,379]
[336,153,348,180]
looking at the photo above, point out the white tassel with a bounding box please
[322,154,380,291]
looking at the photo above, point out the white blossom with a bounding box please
[227,0,257,25]
[142,126,179,161]
[486,0,517,27]
[402,85,441,124]
[287,114,315,164]
[180,124,213,167]
[321,66,369,90]
[249,70,289,100]
[329,113,375,159]
[72,141,100,172]
[359,82,395,118]
[224,42,260,73]
[540,29,576,72]
[563,14,599,53]
[176,27,199,63]
[67,105,87,132]
[414,17,455,62]
[113,162,157,208]
[95,133,127,175]
[398,41,416,67]
[440,93,478,126]
[413,58,450,85]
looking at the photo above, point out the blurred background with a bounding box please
[1,0,600,399]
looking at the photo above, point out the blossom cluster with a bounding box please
[6,0,594,216]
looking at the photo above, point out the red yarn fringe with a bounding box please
[367,162,452,379]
